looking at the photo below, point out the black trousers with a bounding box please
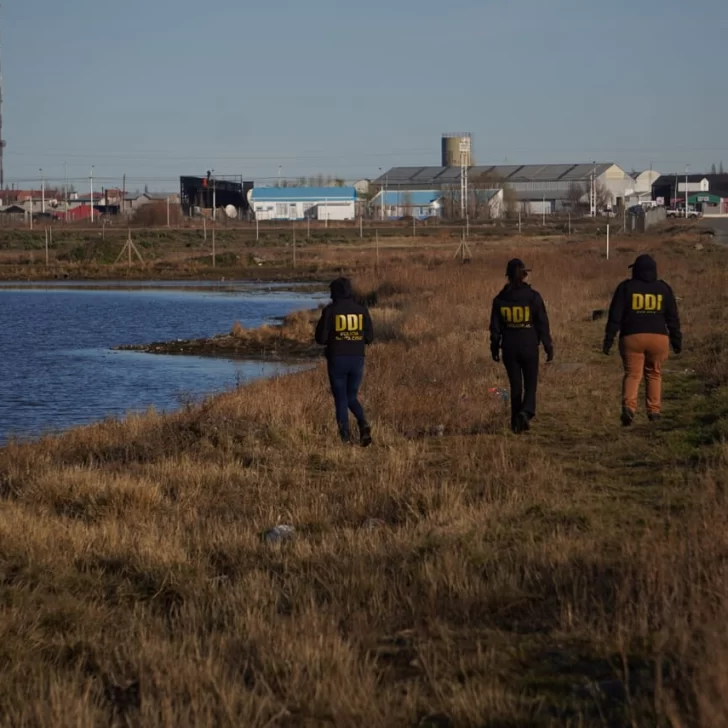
[502,349,539,427]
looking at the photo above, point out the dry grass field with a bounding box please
[1,224,727,726]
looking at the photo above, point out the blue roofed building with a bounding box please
[369,188,504,220]
[250,187,357,221]
[369,190,444,220]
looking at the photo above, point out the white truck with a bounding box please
[666,206,701,219]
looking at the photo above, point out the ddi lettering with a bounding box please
[631,293,663,313]
[335,314,364,332]
[500,306,531,327]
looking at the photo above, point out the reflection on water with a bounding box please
[0,282,324,443]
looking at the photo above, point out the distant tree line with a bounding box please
[274,175,347,188]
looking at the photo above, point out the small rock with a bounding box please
[432,424,445,437]
[695,243,704,251]
[263,525,296,544]
[362,518,386,531]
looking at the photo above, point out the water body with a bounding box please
[0,282,324,444]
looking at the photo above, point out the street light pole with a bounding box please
[685,165,689,218]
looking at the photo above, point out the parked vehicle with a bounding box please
[666,206,701,219]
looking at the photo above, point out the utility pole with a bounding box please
[685,165,689,218]
[40,169,45,213]
[64,161,69,223]
[211,169,216,221]
[90,166,95,223]
[212,219,216,268]
[292,221,297,268]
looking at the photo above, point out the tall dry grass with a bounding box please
[0,227,727,726]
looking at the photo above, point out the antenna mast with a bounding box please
[0,7,5,191]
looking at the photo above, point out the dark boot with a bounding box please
[621,407,635,427]
[511,412,529,434]
[648,413,661,423]
[359,422,372,448]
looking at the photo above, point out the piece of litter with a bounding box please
[263,525,296,544]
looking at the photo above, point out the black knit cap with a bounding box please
[505,258,530,279]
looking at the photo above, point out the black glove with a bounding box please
[545,348,554,363]
[491,347,500,363]
[672,342,682,355]
[602,338,613,356]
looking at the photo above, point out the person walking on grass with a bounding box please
[315,277,374,446]
[490,259,554,434]
[603,254,682,426]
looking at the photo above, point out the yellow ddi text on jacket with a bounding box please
[335,314,364,332]
[500,306,531,325]
[631,294,663,312]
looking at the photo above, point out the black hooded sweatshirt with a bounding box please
[315,278,374,359]
[604,255,682,351]
[490,282,553,356]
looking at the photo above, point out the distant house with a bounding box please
[0,204,27,223]
[56,204,95,222]
[369,189,443,220]
[369,188,504,220]
[250,187,357,221]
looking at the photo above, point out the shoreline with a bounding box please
[2,229,728,722]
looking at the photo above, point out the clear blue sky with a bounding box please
[3,0,727,191]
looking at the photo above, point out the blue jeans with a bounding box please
[327,356,367,439]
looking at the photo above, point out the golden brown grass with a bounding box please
[1,225,727,726]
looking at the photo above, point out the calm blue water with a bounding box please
[0,282,324,444]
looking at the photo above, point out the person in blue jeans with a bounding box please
[315,277,374,446]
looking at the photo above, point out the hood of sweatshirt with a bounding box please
[330,277,353,301]
[630,254,658,283]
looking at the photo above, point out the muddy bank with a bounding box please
[115,334,321,361]
[113,308,323,362]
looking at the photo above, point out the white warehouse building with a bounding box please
[250,187,357,221]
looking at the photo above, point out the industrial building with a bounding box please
[180,175,252,218]
[373,162,634,214]
[250,187,357,221]
[652,173,728,215]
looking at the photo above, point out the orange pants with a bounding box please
[619,333,670,414]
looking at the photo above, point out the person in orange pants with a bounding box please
[603,254,682,425]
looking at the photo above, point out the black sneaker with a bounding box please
[359,423,372,448]
[648,413,661,423]
[621,407,635,427]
